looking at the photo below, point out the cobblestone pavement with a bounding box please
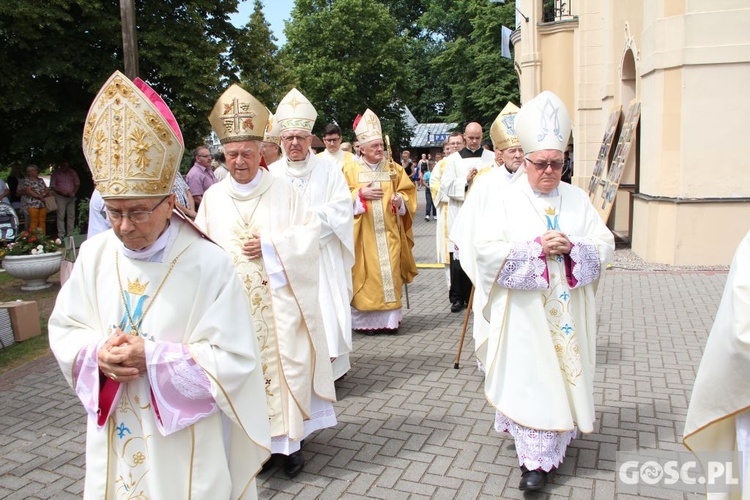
[0,193,728,499]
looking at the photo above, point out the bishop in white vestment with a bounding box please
[453,91,613,491]
[269,88,355,381]
[49,72,270,500]
[684,229,750,498]
[196,85,336,479]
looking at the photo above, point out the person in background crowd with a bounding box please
[18,165,52,234]
[186,146,217,207]
[50,160,80,238]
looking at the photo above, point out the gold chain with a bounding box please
[115,247,188,336]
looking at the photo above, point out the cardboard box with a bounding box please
[0,301,41,341]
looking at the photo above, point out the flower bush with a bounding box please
[0,229,63,257]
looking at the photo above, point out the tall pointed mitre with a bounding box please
[82,71,183,198]
[490,102,521,151]
[354,109,382,145]
[274,88,317,133]
[208,84,269,143]
[263,110,281,145]
[515,90,571,153]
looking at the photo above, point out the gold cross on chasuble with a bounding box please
[358,168,397,303]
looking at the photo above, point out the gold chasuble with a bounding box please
[342,158,417,311]
[195,172,335,442]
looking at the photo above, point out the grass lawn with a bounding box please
[0,270,59,375]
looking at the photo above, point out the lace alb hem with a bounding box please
[497,240,548,290]
[351,308,402,330]
[270,402,337,455]
[568,238,600,288]
[494,412,577,472]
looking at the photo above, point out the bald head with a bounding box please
[464,122,483,151]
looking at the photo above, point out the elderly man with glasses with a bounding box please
[268,89,355,384]
[451,91,614,492]
[195,85,336,479]
[49,71,270,499]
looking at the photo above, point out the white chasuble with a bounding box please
[455,177,613,433]
[49,220,270,500]
[684,230,750,499]
[451,167,525,354]
[269,155,355,380]
[195,171,336,444]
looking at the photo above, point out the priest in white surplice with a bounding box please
[196,85,336,479]
[684,230,750,498]
[452,91,613,492]
[451,102,525,367]
[440,123,495,313]
[268,88,355,381]
[49,71,270,499]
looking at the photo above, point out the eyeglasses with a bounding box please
[281,134,311,144]
[323,137,341,144]
[197,154,212,158]
[526,158,564,171]
[102,196,168,224]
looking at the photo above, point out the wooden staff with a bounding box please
[453,286,474,369]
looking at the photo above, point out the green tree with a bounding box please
[282,0,412,149]
[424,0,520,130]
[232,0,290,110]
[0,0,240,171]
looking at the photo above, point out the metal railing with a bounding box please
[542,0,573,22]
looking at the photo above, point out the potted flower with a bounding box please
[1,229,63,291]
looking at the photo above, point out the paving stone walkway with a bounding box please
[0,193,726,499]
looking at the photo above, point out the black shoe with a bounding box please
[450,301,462,313]
[284,450,305,478]
[260,455,275,474]
[519,466,547,491]
[385,328,398,335]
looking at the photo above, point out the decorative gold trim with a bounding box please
[358,169,396,303]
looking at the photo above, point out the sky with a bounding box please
[229,0,295,46]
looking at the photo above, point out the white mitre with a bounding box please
[515,91,571,153]
[263,110,281,145]
[354,109,382,145]
[275,88,317,133]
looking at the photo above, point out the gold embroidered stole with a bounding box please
[358,167,397,303]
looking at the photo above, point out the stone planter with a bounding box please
[2,252,63,291]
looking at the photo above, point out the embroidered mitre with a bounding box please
[263,111,281,145]
[209,84,269,144]
[515,91,571,153]
[82,71,184,198]
[490,102,521,151]
[274,88,317,133]
[354,109,382,145]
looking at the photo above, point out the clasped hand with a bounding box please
[541,230,572,256]
[242,232,263,260]
[97,327,145,383]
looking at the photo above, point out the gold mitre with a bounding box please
[354,109,382,145]
[82,71,183,198]
[275,88,317,133]
[515,90,571,154]
[209,84,269,143]
[263,110,281,145]
[490,102,521,151]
